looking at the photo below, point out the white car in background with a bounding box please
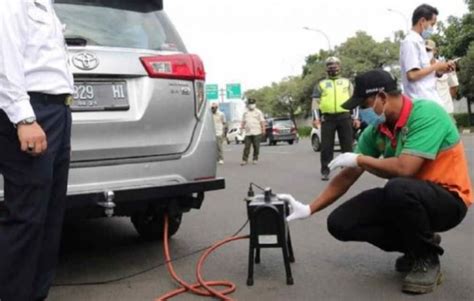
[310,127,324,151]
[226,126,245,144]
[310,126,361,152]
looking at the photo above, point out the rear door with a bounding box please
[55,0,206,162]
[273,119,294,134]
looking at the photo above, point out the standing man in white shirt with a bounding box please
[0,1,74,300]
[211,102,226,164]
[240,98,265,165]
[425,40,460,116]
[400,4,454,105]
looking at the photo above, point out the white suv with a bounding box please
[0,0,224,240]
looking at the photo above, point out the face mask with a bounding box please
[427,51,434,60]
[359,107,386,127]
[248,104,256,110]
[421,25,434,39]
[327,66,340,77]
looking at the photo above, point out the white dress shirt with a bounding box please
[0,0,74,124]
[400,30,442,105]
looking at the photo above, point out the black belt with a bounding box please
[28,92,73,106]
[321,112,351,116]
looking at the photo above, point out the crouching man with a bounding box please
[284,69,471,294]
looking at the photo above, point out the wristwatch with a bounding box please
[16,117,37,126]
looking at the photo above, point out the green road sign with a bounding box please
[226,83,242,99]
[206,84,219,100]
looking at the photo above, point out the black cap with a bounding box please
[342,69,399,110]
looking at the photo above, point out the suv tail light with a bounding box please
[140,54,205,80]
[140,54,206,116]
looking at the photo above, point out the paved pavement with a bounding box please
[49,136,474,301]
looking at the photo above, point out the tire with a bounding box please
[235,137,239,144]
[131,209,182,241]
[288,140,294,145]
[311,135,321,152]
[270,140,277,146]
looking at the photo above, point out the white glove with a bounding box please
[328,152,360,171]
[278,194,311,222]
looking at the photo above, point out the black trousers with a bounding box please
[327,177,467,256]
[242,134,262,161]
[0,94,72,301]
[320,113,353,174]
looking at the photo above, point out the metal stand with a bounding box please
[246,189,295,286]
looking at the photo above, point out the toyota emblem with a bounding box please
[72,52,99,70]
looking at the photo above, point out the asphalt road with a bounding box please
[50,136,474,301]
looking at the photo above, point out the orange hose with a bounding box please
[156,214,249,301]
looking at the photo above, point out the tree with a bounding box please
[300,31,400,117]
[435,0,474,123]
[459,42,474,100]
[245,76,305,126]
[246,31,400,120]
[458,42,474,122]
[435,0,474,58]
[337,32,399,79]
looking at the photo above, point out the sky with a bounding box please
[165,0,469,94]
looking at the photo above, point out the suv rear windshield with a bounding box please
[55,0,186,51]
[273,119,294,127]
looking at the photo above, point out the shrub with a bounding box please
[453,113,470,127]
[298,126,313,137]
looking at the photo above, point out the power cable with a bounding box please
[52,219,249,287]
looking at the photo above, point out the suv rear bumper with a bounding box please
[65,177,225,219]
[271,133,297,141]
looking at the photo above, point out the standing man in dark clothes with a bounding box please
[0,1,74,300]
[312,57,359,181]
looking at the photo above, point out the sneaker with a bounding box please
[240,161,248,166]
[395,234,441,273]
[252,160,258,165]
[402,254,442,294]
[218,160,224,165]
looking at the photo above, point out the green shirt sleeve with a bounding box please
[355,126,382,158]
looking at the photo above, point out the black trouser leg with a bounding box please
[0,176,52,301]
[320,119,336,174]
[382,178,467,256]
[33,107,71,300]
[327,187,406,252]
[327,178,467,256]
[252,134,261,161]
[0,100,71,301]
[336,118,353,153]
[243,136,252,161]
